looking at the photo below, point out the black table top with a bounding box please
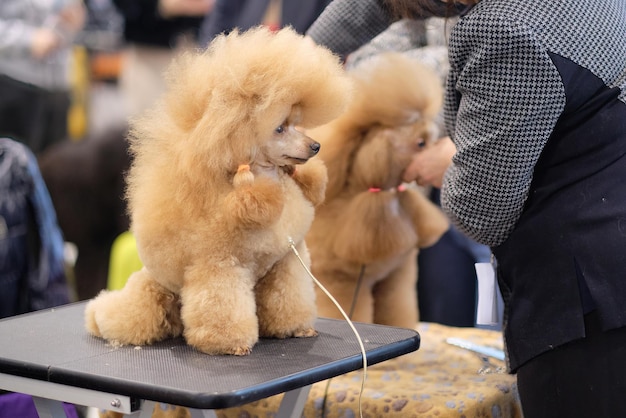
[0,302,419,409]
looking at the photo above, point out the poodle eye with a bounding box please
[275,125,285,134]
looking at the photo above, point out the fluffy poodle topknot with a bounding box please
[131,26,352,178]
[131,26,352,169]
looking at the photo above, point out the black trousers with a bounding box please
[517,310,626,418]
[0,75,70,154]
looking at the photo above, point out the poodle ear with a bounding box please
[399,190,449,249]
[332,192,417,263]
[349,127,408,191]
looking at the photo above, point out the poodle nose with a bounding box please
[310,142,321,155]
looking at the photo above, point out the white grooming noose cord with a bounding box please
[288,237,367,418]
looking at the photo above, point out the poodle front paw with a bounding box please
[184,324,258,356]
[232,345,253,356]
[291,158,328,206]
[188,339,255,356]
[189,340,254,356]
[224,176,284,228]
[260,323,318,339]
[293,327,318,338]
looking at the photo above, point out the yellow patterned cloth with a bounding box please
[214,322,521,417]
[101,323,521,418]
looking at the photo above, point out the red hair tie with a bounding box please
[368,187,381,193]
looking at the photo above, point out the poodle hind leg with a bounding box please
[84,267,183,346]
[181,264,259,355]
[372,251,419,328]
[256,241,318,339]
[314,269,375,324]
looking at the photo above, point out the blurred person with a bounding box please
[0,0,86,155]
[199,0,332,45]
[307,0,626,416]
[112,0,214,116]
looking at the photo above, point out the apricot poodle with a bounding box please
[306,53,449,329]
[84,27,352,355]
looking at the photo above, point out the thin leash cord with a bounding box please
[288,238,367,418]
[348,265,366,319]
[321,264,366,418]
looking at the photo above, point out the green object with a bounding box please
[107,231,143,290]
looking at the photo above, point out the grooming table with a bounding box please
[0,302,419,417]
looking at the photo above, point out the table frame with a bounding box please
[0,372,312,417]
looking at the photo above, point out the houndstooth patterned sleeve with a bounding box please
[306,0,393,60]
[440,10,565,247]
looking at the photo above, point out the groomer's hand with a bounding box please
[159,0,215,18]
[403,136,455,188]
[31,28,62,59]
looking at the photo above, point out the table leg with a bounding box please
[189,408,218,418]
[136,400,155,418]
[135,401,218,418]
[32,396,69,418]
[276,385,312,418]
